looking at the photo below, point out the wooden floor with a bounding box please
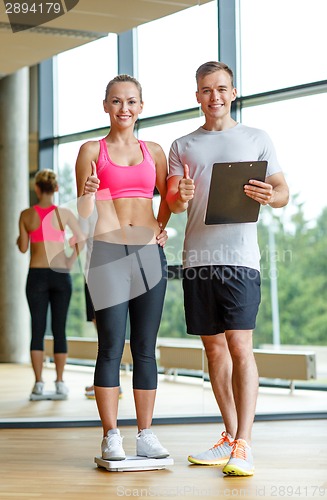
[0,420,327,500]
[1,363,327,499]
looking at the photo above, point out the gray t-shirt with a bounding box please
[168,123,282,271]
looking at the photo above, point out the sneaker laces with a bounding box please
[230,440,247,460]
[108,433,123,446]
[212,431,232,449]
[141,432,160,446]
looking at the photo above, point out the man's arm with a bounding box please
[244,172,289,209]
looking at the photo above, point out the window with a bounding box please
[138,118,204,265]
[239,0,327,95]
[242,94,327,378]
[45,0,327,419]
[137,1,218,118]
[242,93,327,223]
[56,35,117,136]
[138,117,203,158]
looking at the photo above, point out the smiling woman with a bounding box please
[75,74,172,461]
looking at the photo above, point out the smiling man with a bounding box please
[166,61,289,476]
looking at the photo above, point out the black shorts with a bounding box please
[84,281,95,322]
[183,265,261,335]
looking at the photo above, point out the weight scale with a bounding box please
[29,392,68,401]
[95,455,174,472]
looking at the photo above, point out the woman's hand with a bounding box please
[83,161,100,195]
[156,222,168,247]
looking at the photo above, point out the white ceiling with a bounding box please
[0,0,210,78]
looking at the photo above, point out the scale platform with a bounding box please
[95,455,174,472]
[30,392,68,401]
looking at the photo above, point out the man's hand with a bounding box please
[244,179,274,206]
[178,164,195,203]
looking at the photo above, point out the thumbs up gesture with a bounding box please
[83,160,100,195]
[178,163,195,203]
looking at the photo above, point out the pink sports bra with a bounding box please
[95,138,156,201]
[29,205,65,243]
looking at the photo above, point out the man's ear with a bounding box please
[195,91,200,104]
[231,87,237,102]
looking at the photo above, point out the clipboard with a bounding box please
[204,161,267,225]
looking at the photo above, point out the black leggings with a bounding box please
[26,268,72,353]
[88,242,167,390]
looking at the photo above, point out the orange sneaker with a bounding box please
[188,431,233,465]
[223,439,254,476]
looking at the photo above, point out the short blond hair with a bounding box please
[196,61,234,88]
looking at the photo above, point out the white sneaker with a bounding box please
[101,429,126,461]
[136,429,169,458]
[31,382,44,396]
[55,381,69,396]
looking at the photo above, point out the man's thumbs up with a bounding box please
[178,163,195,203]
[184,163,190,180]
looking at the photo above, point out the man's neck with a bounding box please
[202,116,237,132]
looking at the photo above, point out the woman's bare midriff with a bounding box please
[94,198,160,245]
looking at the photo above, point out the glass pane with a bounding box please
[140,121,207,415]
[239,0,327,95]
[137,1,218,118]
[241,93,327,223]
[138,116,203,158]
[242,94,327,387]
[57,140,86,203]
[56,35,118,136]
[151,194,186,266]
[138,117,203,264]
[57,139,102,339]
[156,279,205,417]
[159,279,187,340]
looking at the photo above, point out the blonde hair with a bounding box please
[196,61,234,88]
[34,169,58,194]
[104,74,143,102]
